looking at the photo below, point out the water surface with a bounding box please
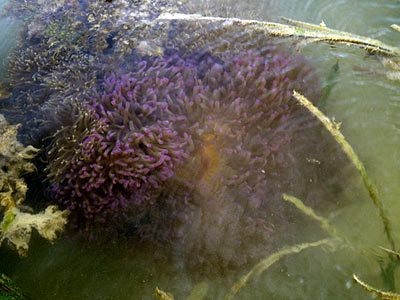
[1,0,400,299]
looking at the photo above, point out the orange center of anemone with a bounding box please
[198,133,221,184]
[174,131,226,194]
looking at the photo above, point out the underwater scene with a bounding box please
[0,0,400,299]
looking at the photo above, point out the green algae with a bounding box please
[1,212,15,233]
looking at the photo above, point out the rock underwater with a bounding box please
[0,0,354,275]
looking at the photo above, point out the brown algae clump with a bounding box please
[0,114,68,256]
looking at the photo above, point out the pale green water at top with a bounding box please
[0,1,19,75]
[1,0,400,299]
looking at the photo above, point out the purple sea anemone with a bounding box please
[47,47,323,272]
[47,74,189,231]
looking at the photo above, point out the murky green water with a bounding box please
[1,0,400,299]
[0,1,19,75]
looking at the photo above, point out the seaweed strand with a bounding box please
[282,194,340,240]
[156,13,400,57]
[292,90,396,251]
[223,238,338,300]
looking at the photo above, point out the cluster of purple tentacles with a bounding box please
[47,48,321,271]
[48,65,192,230]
